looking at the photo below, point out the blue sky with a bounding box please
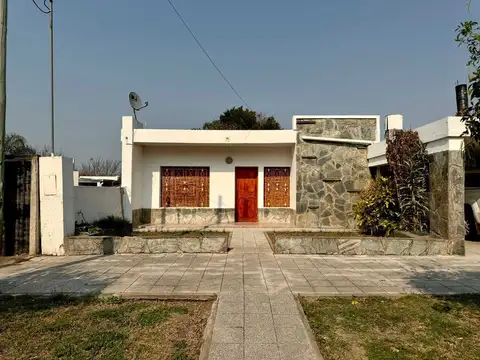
[7,0,479,162]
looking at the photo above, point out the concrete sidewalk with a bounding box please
[0,230,479,359]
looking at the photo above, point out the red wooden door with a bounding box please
[235,167,258,222]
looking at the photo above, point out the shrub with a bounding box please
[386,130,429,233]
[353,177,400,236]
[93,216,132,236]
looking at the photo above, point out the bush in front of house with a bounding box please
[93,216,132,236]
[386,130,429,234]
[353,177,400,236]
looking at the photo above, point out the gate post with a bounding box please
[39,156,75,255]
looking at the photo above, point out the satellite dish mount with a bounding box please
[128,92,148,123]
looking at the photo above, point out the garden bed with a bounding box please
[300,295,480,360]
[64,231,231,255]
[265,231,464,255]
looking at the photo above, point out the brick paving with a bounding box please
[0,230,480,359]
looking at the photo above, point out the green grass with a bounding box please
[0,295,213,360]
[300,295,480,360]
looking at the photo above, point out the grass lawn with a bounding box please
[300,295,480,360]
[0,295,214,360]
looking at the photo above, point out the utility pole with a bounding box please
[0,0,6,255]
[49,0,54,154]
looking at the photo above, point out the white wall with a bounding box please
[39,156,75,255]
[140,145,295,210]
[74,187,123,223]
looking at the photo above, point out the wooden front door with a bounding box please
[235,167,258,222]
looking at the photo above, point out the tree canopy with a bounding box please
[201,106,282,130]
[5,133,36,157]
[456,17,480,141]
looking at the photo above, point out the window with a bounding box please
[161,167,209,207]
[264,167,290,207]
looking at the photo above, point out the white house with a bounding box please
[121,116,297,226]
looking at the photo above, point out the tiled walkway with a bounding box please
[1,230,480,360]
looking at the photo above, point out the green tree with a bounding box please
[456,17,480,141]
[202,106,282,130]
[5,133,36,156]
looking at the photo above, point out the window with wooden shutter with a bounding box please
[264,167,290,207]
[161,167,209,207]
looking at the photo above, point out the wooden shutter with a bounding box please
[161,167,209,207]
[264,167,290,207]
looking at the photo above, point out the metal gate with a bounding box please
[2,157,32,255]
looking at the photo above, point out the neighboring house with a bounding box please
[121,115,380,227]
[73,171,120,187]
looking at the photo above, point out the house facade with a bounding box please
[121,115,380,228]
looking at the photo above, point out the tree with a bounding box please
[456,18,480,141]
[5,133,36,156]
[79,157,121,176]
[201,106,282,130]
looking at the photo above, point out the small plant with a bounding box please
[353,177,400,236]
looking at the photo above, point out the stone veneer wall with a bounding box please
[296,118,376,228]
[133,208,295,226]
[429,150,465,241]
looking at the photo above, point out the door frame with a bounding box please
[235,167,258,222]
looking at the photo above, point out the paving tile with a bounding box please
[277,343,318,360]
[272,314,303,328]
[245,313,276,344]
[208,343,243,360]
[245,292,271,313]
[149,286,175,295]
[212,326,244,344]
[275,325,309,344]
[215,312,244,328]
[244,342,280,360]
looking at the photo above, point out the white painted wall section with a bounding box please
[141,145,295,210]
[39,156,75,255]
[74,187,123,223]
[368,116,466,167]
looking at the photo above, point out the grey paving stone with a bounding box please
[208,343,243,360]
[212,326,244,344]
[245,313,276,344]
[273,314,303,328]
[245,292,271,313]
[215,312,244,328]
[277,343,318,360]
[244,342,280,360]
[275,325,309,344]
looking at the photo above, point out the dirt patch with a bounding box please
[0,255,32,268]
[0,295,214,360]
[300,295,480,360]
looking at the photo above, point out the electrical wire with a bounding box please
[32,0,51,14]
[166,0,251,109]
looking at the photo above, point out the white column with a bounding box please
[39,156,75,255]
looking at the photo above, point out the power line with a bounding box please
[31,0,51,14]
[166,0,250,109]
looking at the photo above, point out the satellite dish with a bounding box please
[128,91,148,124]
[129,92,148,111]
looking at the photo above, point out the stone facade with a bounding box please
[133,208,235,227]
[295,118,375,228]
[266,232,464,256]
[258,208,295,225]
[429,150,465,240]
[64,232,230,255]
[133,208,295,226]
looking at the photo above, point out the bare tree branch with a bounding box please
[79,157,121,176]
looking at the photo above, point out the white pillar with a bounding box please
[121,116,134,221]
[39,156,75,255]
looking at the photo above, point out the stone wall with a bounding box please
[133,208,295,227]
[429,150,465,240]
[65,232,230,255]
[295,118,375,228]
[266,232,464,256]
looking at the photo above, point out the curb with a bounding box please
[294,295,325,360]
